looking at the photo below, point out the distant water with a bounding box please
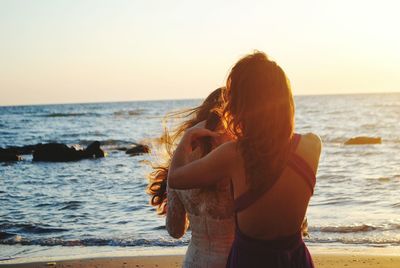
[1,93,400,260]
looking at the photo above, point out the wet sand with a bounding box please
[2,253,400,268]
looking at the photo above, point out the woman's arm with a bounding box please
[168,127,235,189]
[165,187,188,238]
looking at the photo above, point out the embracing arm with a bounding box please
[168,127,235,189]
[165,187,188,238]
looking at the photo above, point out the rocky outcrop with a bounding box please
[33,141,105,162]
[1,140,149,162]
[125,144,150,155]
[0,148,22,162]
[1,144,40,155]
[344,136,382,145]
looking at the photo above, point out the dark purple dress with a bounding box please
[226,134,316,268]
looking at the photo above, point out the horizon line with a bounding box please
[1,90,399,108]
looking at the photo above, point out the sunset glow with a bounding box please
[1,0,399,105]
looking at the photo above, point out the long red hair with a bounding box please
[223,51,295,192]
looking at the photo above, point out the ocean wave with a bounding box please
[78,139,135,147]
[0,236,188,247]
[0,231,16,240]
[59,200,83,210]
[0,222,68,235]
[113,109,146,117]
[41,112,100,117]
[310,223,400,234]
[153,225,166,230]
[311,224,377,233]
[320,136,383,145]
[4,231,400,248]
[34,203,54,208]
[316,197,353,206]
[3,233,399,247]
[60,131,106,139]
[321,136,400,145]
[307,236,400,246]
[373,103,400,108]
[360,123,379,129]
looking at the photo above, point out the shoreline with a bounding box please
[2,254,400,268]
[1,246,400,267]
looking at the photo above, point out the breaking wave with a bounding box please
[0,235,187,247]
[42,112,100,117]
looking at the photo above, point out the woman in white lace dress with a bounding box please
[148,88,235,268]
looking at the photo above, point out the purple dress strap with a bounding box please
[234,134,302,212]
[291,133,301,151]
[287,154,316,194]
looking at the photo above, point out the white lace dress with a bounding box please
[167,179,235,268]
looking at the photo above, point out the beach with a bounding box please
[2,254,400,268]
[1,247,400,267]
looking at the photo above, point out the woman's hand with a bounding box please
[179,121,220,153]
[168,120,233,189]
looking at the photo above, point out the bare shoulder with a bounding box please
[208,140,241,168]
[297,133,322,174]
[218,140,238,152]
[302,132,322,154]
[215,140,240,158]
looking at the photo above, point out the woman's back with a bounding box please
[231,133,321,239]
[225,133,321,267]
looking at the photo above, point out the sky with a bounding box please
[0,0,399,106]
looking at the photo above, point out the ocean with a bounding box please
[1,93,400,260]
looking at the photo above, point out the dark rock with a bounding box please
[125,144,150,155]
[0,148,22,162]
[0,231,16,240]
[344,136,382,145]
[115,147,129,151]
[5,144,40,155]
[33,141,105,162]
[85,141,105,158]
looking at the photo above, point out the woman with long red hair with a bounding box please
[168,51,321,267]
